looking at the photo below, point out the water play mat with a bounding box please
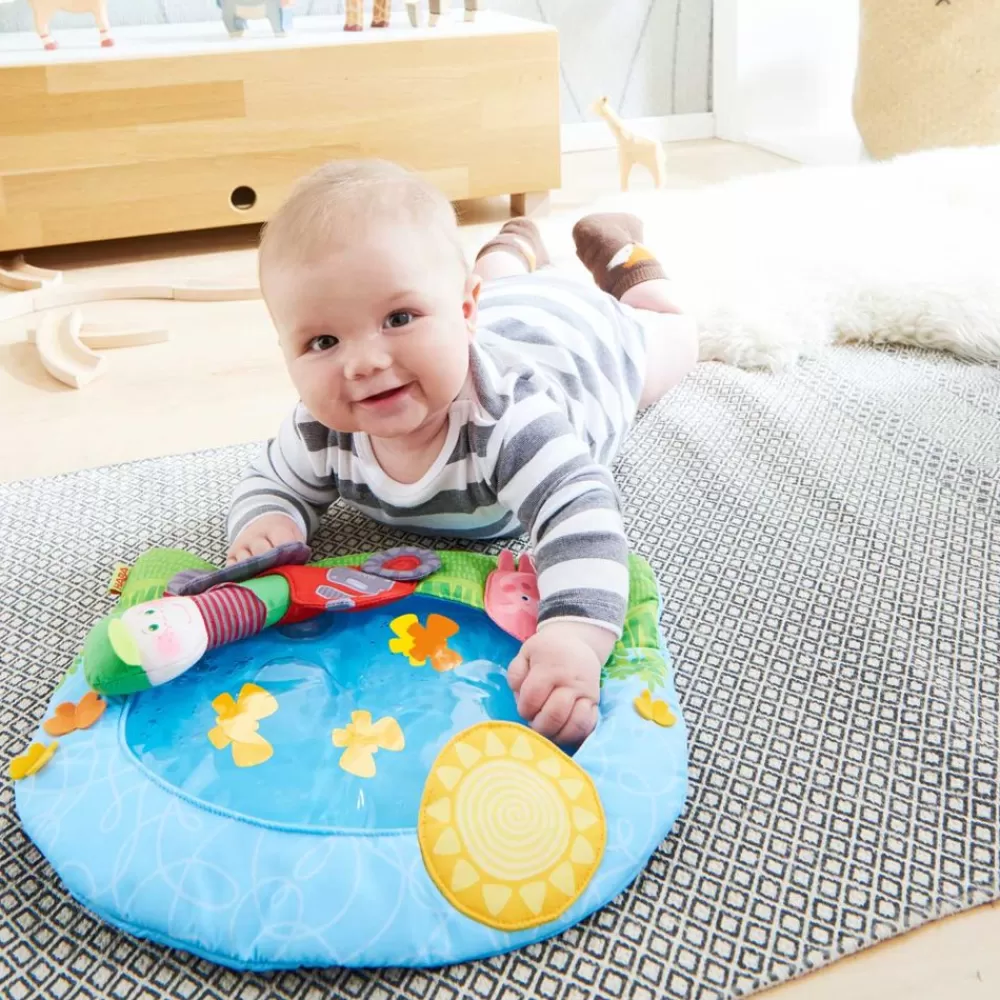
[12,547,688,970]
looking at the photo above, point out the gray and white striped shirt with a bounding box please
[228,271,651,637]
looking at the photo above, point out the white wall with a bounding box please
[713,0,864,164]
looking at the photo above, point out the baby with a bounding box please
[227,160,697,746]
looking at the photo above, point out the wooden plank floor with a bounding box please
[1,139,996,999]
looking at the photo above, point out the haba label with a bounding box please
[107,563,131,596]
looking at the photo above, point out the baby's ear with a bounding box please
[463,272,482,333]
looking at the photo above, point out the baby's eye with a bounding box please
[385,311,413,330]
[307,335,339,353]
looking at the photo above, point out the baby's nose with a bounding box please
[344,340,391,379]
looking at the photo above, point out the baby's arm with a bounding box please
[226,404,341,563]
[490,390,629,745]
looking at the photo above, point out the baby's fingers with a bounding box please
[516,666,556,722]
[554,699,598,748]
[507,651,529,695]
[266,520,304,547]
[529,686,578,739]
[226,545,253,566]
[247,535,278,558]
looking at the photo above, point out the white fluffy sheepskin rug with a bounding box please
[583,144,1000,370]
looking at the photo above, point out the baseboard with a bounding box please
[743,128,868,166]
[561,112,715,154]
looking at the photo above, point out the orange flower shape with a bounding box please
[634,689,676,728]
[42,691,107,737]
[389,613,462,672]
[9,741,58,781]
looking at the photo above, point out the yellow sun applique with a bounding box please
[207,682,278,768]
[9,741,58,781]
[418,721,606,931]
[634,688,675,727]
[332,710,405,778]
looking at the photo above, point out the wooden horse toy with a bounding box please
[592,96,667,191]
[26,0,113,50]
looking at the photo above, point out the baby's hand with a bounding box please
[507,621,614,747]
[226,513,305,565]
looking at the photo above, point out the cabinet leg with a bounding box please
[510,191,550,217]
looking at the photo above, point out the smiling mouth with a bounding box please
[359,384,411,406]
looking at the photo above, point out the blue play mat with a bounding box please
[13,548,688,970]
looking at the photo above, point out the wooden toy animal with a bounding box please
[26,0,113,50]
[217,0,292,37]
[344,0,390,31]
[592,95,667,190]
[429,0,479,25]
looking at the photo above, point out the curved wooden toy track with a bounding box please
[0,280,261,324]
[1,260,261,388]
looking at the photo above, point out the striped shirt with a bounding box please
[228,271,652,637]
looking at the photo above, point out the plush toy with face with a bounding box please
[82,547,442,696]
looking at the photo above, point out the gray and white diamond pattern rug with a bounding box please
[1,345,998,1000]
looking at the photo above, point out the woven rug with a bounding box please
[1,346,998,1000]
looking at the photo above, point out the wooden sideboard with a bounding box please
[0,11,561,252]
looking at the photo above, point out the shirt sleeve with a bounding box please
[486,379,630,638]
[227,403,341,544]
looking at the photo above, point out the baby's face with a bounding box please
[265,222,478,440]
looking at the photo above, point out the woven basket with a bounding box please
[853,0,1000,159]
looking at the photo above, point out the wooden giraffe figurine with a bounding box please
[27,0,113,50]
[592,96,667,191]
[345,0,391,30]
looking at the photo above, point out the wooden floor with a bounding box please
[1,140,997,998]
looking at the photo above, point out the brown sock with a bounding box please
[572,212,666,299]
[475,218,551,273]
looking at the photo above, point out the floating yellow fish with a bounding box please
[9,741,58,781]
[332,710,405,779]
[388,613,461,672]
[634,689,676,728]
[208,682,278,768]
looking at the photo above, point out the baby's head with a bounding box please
[259,159,479,440]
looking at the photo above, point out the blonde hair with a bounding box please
[258,159,467,289]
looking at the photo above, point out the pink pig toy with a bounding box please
[484,550,539,642]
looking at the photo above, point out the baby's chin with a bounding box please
[311,403,442,441]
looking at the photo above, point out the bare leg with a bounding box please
[475,251,528,283]
[620,279,681,315]
[474,218,550,281]
[574,212,696,406]
[633,311,698,408]
[621,285,698,408]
